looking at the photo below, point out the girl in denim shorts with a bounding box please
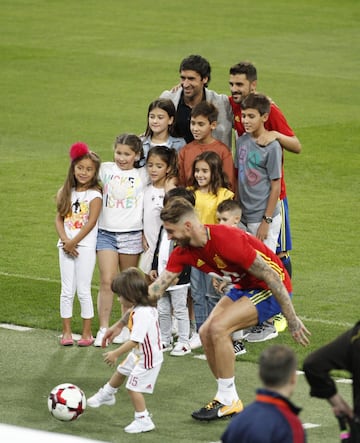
[94,134,148,347]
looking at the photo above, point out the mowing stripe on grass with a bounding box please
[0,271,100,289]
[0,271,354,329]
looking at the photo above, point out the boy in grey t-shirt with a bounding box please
[235,93,282,252]
[235,93,282,342]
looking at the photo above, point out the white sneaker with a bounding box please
[162,343,173,352]
[124,416,155,433]
[244,321,278,343]
[170,342,191,356]
[87,387,116,408]
[189,332,202,350]
[94,328,107,347]
[113,326,130,344]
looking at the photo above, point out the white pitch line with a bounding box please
[336,378,353,384]
[300,315,353,328]
[0,323,82,342]
[0,271,60,283]
[193,354,207,360]
[0,323,33,331]
[0,271,99,289]
[303,423,321,429]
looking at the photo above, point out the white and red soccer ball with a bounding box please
[48,383,86,421]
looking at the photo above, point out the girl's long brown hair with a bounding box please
[111,267,154,307]
[146,145,178,183]
[189,150,230,195]
[56,151,101,217]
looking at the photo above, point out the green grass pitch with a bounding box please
[0,0,359,442]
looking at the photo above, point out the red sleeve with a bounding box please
[166,247,195,274]
[265,103,295,136]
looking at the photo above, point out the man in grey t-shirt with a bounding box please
[161,54,233,149]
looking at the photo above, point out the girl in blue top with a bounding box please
[140,98,186,165]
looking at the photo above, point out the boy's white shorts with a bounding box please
[117,351,162,394]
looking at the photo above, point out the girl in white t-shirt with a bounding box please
[55,142,102,347]
[139,145,178,282]
[88,268,163,434]
[95,134,148,347]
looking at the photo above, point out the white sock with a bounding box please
[104,382,117,395]
[215,377,239,405]
[135,409,149,419]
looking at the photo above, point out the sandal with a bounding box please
[78,337,95,347]
[60,337,74,346]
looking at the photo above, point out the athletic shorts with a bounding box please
[226,287,293,324]
[276,197,292,254]
[96,229,143,255]
[117,351,162,394]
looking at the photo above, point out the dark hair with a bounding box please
[163,186,195,207]
[146,145,178,181]
[229,61,257,82]
[179,55,211,86]
[191,101,218,123]
[144,98,180,138]
[241,93,270,116]
[111,267,153,306]
[114,133,144,168]
[160,196,195,224]
[259,345,297,388]
[57,151,101,217]
[217,199,241,214]
[190,151,230,194]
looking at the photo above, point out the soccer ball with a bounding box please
[48,383,86,421]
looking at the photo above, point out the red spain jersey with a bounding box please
[166,224,292,293]
[229,96,295,200]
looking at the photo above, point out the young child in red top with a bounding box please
[178,101,236,192]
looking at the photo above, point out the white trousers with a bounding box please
[246,213,282,253]
[59,246,95,319]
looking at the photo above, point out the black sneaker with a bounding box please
[233,340,247,356]
[191,399,243,421]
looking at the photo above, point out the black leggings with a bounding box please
[303,321,360,417]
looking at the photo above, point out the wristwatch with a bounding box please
[262,216,273,224]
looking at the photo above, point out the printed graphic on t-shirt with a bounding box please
[102,174,142,209]
[65,199,89,230]
[237,144,261,186]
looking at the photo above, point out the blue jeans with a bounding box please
[190,268,220,331]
